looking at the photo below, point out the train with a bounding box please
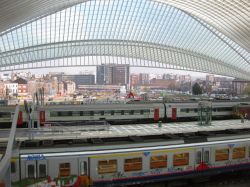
[30,101,250,126]
[10,130,250,186]
[0,101,250,127]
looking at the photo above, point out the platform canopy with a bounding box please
[0,0,249,79]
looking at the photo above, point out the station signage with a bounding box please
[26,154,45,161]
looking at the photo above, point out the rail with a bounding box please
[0,105,19,186]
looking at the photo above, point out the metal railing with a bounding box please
[0,105,19,186]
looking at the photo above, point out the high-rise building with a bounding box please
[58,82,64,95]
[206,75,215,83]
[64,81,76,94]
[130,74,139,89]
[27,80,36,96]
[96,65,105,85]
[52,74,95,89]
[96,64,129,86]
[178,75,191,82]
[105,66,114,85]
[13,78,28,96]
[51,77,58,91]
[139,73,149,85]
[0,82,6,98]
[163,74,173,80]
[112,65,129,85]
[4,82,18,96]
[232,79,250,95]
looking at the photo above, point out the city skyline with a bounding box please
[0,66,227,80]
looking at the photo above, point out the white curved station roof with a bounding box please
[0,0,249,79]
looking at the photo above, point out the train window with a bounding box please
[114,110,122,115]
[80,111,83,116]
[194,109,198,113]
[134,110,141,114]
[196,151,201,164]
[215,149,229,161]
[204,151,210,163]
[59,111,73,116]
[104,111,112,115]
[124,157,142,172]
[83,111,91,116]
[11,161,16,173]
[180,109,186,112]
[173,153,189,166]
[90,111,94,116]
[0,112,11,118]
[94,111,103,116]
[121,110,124,115]
[59,163,70,177]
[144,110,150,115]
[27,164,35,178]
[218,107,232,112]
[98,160,117,174]
[150,155,167,169]
[129,110,134,115]
[111,111,115,115]
[213,108,217,112]
[72,111,80,116]
[80,161,87,175]
[124,110,131,115]
[232,147,246,159]
[180,108,190,113]
[50,111,58,117]
[39,164,46,178]
[94,111,99,116]
[140,110,144,115]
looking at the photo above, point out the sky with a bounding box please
[0,0,241,80]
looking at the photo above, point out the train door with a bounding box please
[26,161,36,178]
[39,111,45,126]
[154,108,160,121]
[78,158,91,186]
[172,108,177,120]
[195,148,210,170]
[25,160,47,179]
[37,160,47,178]
[79,158,88,176]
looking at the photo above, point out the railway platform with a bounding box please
[0,119,249,143]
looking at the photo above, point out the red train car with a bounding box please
[237,104,250,119]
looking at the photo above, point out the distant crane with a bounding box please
[126,91,141,101]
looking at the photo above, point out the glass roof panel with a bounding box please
[0,0,249,79]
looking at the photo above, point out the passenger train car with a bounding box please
[37,101,250,125]
[10,132,250,186]
[1,101,250,127]
[0,106,27,128]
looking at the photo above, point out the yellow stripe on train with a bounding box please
[90,147,195,158]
